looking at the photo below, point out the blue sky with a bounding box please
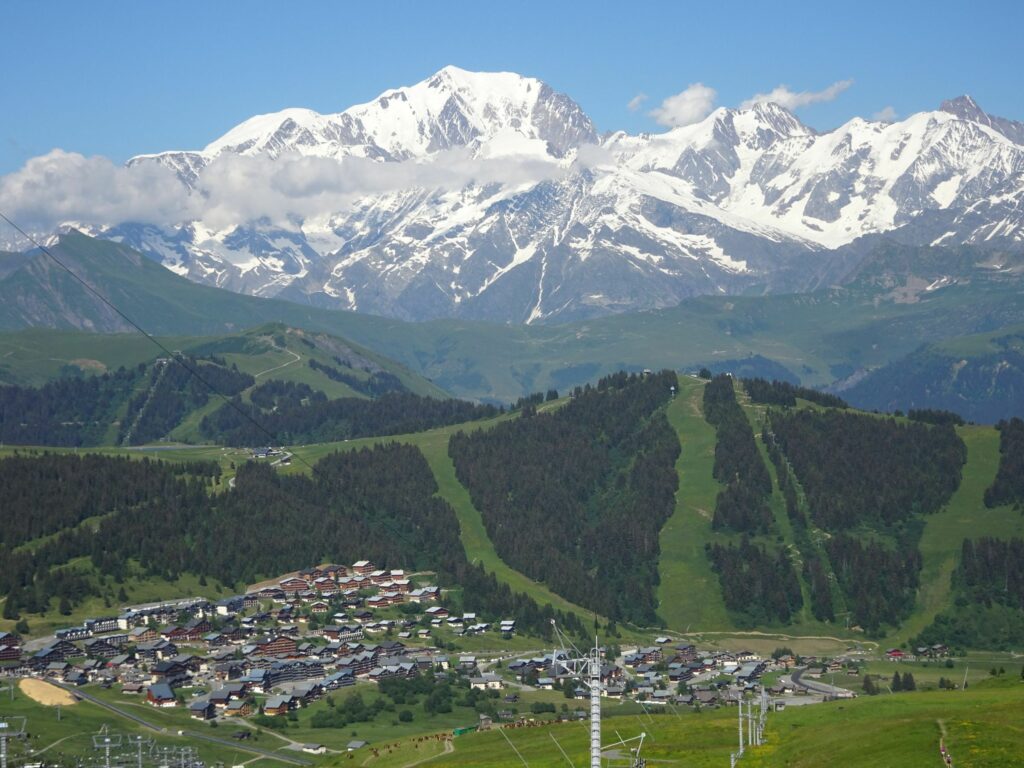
[1,0,1022,174]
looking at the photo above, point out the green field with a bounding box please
[285,404,614,635]
[747,678,1024,768]
[0,683,293,767]
[656,375,733,632]
[895,425,1024,645]
[335,677,1024,768]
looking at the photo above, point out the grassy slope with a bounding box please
[0,561,233,638]
[895,425,1024,644]
[0,688,282,767]
[285,405,603,631]
[381,678,1024,768]
[656,375,732,631]
[747,679,1024,768]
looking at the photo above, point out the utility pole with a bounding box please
[0,717,28,768]
[92,726,122,768]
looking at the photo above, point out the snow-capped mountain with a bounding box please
[95,67,1024,323]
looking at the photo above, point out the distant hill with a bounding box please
[0,324,449,446]
[3,232,1024,413]
[840,326,1024,423]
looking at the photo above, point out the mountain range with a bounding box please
[3,232,1023,420]
[42,67,1024,324]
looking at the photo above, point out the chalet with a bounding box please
[224,699,254,717]
[324,670,356,689]
[208,683,247,707]
[313,579,338,596]
[55,626,91,641]
[424,606,449,619]
[263,695,295,716]
[352,560,375,576]
[408,587,440,602]
[84,617,121,634]
[0,632,21,648]
[135,640,178,661]
[322,564,348,579]
[470,674,503,690]
[0,645,21,661]
[302,744,327,755]
[279,577,309,594]
[368,662,418,681]
[322,624,363,642]
[84,638,119,659]
[694,690,719,707]
[145,683,177,707]
[31,640,80,667]
[189,699,216,720]
[308,601,331,614]
[216,597,245,616]
[253,635,298,658]
[238,669,269,692]
[256,587,286,601]
[885,648,906,662]
[129,626,159,643]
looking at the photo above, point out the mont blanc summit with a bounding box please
[85,67,1024,323]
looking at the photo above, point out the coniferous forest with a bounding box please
[768,410,966,531]
[916,538,1024,649]
[984,417,1024,508]
[0,449,583,640]
[449,371,680,625]
[706,537,803,624]
[0,358,253,447]
[703,375,774,534]
[200,382,499,445]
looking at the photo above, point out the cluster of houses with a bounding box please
[885,644,949,662]
[502,642,773,708]
[2,560,526,725]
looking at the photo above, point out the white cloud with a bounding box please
[873,105,898,122]
[0,149,196,231]
[0,146,581,235]
[740,79,853,111]
[627,93,648,112]
[649,83,717,128]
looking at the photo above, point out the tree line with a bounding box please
[764,435,835,622]
[200,381,499,446]
[826,535,921,632]
[449,370,680,625]
[984,417,1024,508]
[0,448,584,640]
[307,358,407,397]
[768,409,965,532]
[119,357,253,445]
[915,538,1024,650]
[742,378,847,409]
[703,375,773,534]
[0,357,253,447]
[705,537,803,624]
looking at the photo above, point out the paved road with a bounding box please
[791,667,855,698]
[51,682,311,766]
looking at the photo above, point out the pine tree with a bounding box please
[862,675,877,696]
[903,672,916,691]
[891,671,902,692]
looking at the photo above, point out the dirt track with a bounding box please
[19,678,77,706]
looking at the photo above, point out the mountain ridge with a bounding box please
[26,67,1017,324]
